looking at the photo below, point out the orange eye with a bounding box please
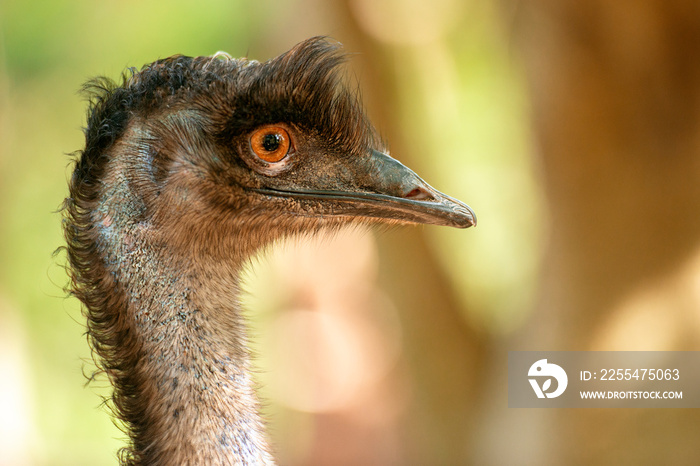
[249,126,291,163]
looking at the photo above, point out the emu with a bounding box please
[64,37,475,465]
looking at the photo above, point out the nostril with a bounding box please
[404,186,433,200]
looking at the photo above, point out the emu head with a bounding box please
[73,37,475,266]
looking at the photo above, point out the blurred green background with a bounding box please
[2,0,699,464]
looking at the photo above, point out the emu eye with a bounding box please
[250,126,292,163]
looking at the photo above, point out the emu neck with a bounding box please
[95,159,274,464]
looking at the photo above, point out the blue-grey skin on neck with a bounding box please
[94,125,275,465]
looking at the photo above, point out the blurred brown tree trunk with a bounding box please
[503,1,700,464]
[312,3,487,465]
[517,0,700,345]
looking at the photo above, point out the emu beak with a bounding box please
[358,149,476,228]
[256,150,476,228]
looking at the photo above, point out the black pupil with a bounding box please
[262,133,281,152]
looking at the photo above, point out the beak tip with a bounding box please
[454,204,477,228]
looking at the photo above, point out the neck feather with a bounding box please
[75,156,275,465]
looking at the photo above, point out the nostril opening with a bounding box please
[404,187,433,201]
